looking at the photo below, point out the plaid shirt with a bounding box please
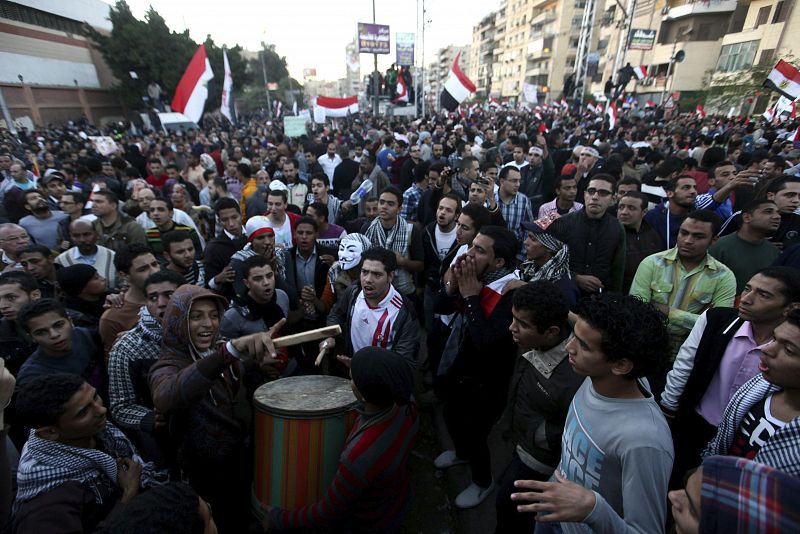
[495,191,533,258]
[704,373,800,475]
[400,183,424,222]
[699,455,800,531]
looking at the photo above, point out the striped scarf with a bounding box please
[365,216,415,295]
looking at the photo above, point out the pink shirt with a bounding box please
[696,321,768,426]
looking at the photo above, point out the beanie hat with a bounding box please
[56,264,97,297]
[245,215,275,242]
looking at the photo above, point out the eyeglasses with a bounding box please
[586,188,613,198]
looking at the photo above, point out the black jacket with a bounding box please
[203,232,247,298]
[422,222,459,291]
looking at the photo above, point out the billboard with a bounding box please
[396,32,415,66]
[357,23,390,54]
[629,29,657,50]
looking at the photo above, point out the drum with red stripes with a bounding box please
[252,375,358,511]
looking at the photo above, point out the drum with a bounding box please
[253,375,358,511]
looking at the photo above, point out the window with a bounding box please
[716,40,760,72]
[758,49,775,66]
[772,0,788,22]
[755,6,770,28]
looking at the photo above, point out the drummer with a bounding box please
[148,285,285,534]
[266,347,419,533]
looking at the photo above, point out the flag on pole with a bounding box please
[633,65,648,80]
[314,95,358,118]
[595,103,604,115]
[696,104,706,119]
[394,67,408,104]
[560,98,569,110]
[171,44,214,123]
[763,105,776,122]
[440,52,476,112]
[645,99,657,108]
[488,97,502,110]
[763,60,800,100]
[606,101,617,130]
[793,123,800,143]
[220,49,236,124]
[586,102,596,114]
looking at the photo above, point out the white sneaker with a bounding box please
[454,482,496,509]
[434,450,468,469]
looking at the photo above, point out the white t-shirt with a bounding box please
[434,225,457,260]
[269,216,294,249]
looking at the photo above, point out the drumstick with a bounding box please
[272,325,342,348]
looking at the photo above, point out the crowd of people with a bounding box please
[0,100,796,533]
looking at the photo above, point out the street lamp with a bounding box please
[660,27,692,104]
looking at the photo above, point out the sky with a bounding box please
[110,0,503,82]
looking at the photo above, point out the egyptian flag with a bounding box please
[606,101,617,130]
[488,97,502,110]
[171,44,214,123]
[764,60,800,100]
[315,95,358,117]
[394,68,408,104]
[793,123,800,143]
[763,105,776,122]
[633,65,648,80]
[646,99,657,108]
[586,102,596,114]
[560,98,569,110]
[696,104,706,119]
[440,52,476,112]
[220,49,236,124]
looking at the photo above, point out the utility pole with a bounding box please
[610,0,637,100]
[659,28,691,104]
[372,0,380,116]
[572,0,599,104]
[421,0,426,117]
[0,88,16,135]
[260,44,273,119]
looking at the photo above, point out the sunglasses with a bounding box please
[586,188,613,198]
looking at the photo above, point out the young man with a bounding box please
[204,197,246,298]
[108,270,184,458]
[91,191,147,254]
[146,158,168,188]
[709,199,781,293]
[364,187,424,298]
[702,309,800,474]
[19,244,59,299]
[0,271,40,375]
[512,293,674,534]
[309,173,342,224]
[306,202,347,249]
[99,244,161,354]
[55,264,109,326]
[436,226,521,508]
[144,197,203,257]
[15,299,104,389]
[265,187,300,250]
[13,373,158,533]
[662,267,800,488]
[495,281,583,533]
[421,194,461,330]
[317,141,342,181]
[283,159,308,209]
[56,191,93,251]
[537,176,582,219]
[19,189,68,250]
[630,210,736,360]
[289,217,336,326]
[400,164,429,223]
[495,166,534,260]
[322,247,419,367]
[644,175,698,250]
[55,219,117,288]
[553,174,627,294]
[519,217,581,304]
[162,229,206,286]
[616,191,662,292]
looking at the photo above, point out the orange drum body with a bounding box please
[253,376,358,510]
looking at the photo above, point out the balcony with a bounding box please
[532,11,557,25]
[527,38,554,58]
[663,0,737,20]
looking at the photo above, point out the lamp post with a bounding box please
[660,27,692,104]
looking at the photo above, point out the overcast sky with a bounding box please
[112,0,502,82]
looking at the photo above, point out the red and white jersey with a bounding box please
[351,285,404,353]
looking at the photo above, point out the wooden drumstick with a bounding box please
[271,325,342,348]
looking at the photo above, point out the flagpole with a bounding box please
[260,45,273,119]
[421,0,426,117]
[372,0,380,116]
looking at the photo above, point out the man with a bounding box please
[13,373,157,533]
[41,171,67,210]
[223,158,243,201]
[204,198,246,298]
[0,223,30,271]
[317,142,342,181]
[162,229,205,286]
[503,145,529,172]
[709,199,781,293]
[55,264,109,327]
[322,246,419,366]
[146,158,168,188]
[553,174,626,294]
[331,145,360,199]
[56,191,93,251]
[265,188,300,250]
[416,162,452,226]
[135,187,200,234]
[99,244,161,354]
[494,281,583,533]
[400,163,429,223]
[644,175,698,250]
[283,159,308,210]
[616,191,662,292]
[573,146,600,198]
[237,163,257,216]
[766,176,800,249]
[430,142,446,166]
[762,155,786,181]
[495,166,534,260]
[144,197,202,257]
[19,189,68,250]
[19,244,59,299]
[467,165,506,227]
[342,196,379,235]
[521,141,556,214]
[306,202,346,250]
[309,173,342,224]
[376,135,397,176]
[351,155,390,214]
[435,226,520,508]
[91,191,146,254]
[55,219,117,289]
[399,142,421,191]
[108,269,183,459]
[450,155,479,202]
[512,293,673,534]
[3,162,37,223]
[421,194,461,330]
[364,187,424,298]
[0,271,40,376]
[661,267,800,488]
[631,210,736,364]
[537,175,582,218]
[16,299,104,388]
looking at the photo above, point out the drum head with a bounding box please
[253,375,358,418]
